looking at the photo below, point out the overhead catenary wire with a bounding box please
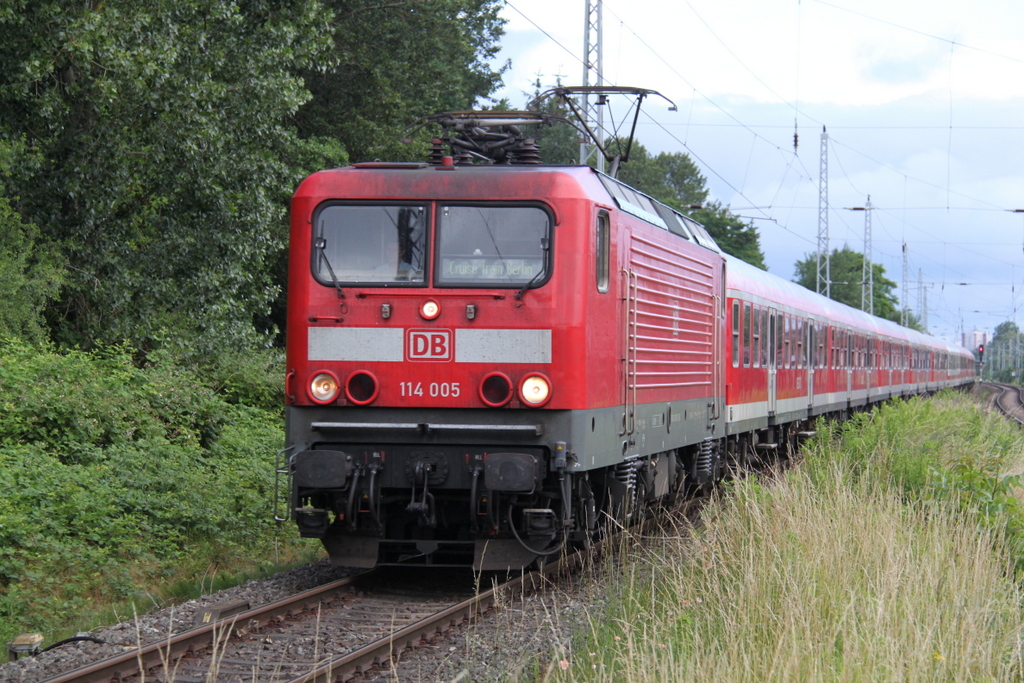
[502,0,1022,336]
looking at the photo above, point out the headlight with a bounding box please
[420,299,441,320]
[308,372,340,404]
[519,373,552,406]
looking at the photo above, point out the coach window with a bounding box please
[743,303,752,367]
[784,315,792,368]
[811,323,817,368]
[814,322,821,368]
[732,302,740,368]
[761,309,769,366]
[795,318,802,368]
[312,203,428,285]
[781,315,788,368]
[596,211,610,293]
[800,320,808,368]
[752,306,761,368]
[795,319,803,368]
[776,314,784,367]
[819,323,826,369]
[436,204,551,287]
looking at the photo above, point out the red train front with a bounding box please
[281,128,726,569]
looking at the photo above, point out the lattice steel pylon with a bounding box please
[861,195,873,315]
[901,241,909,327]
[817,126,830,298]
[580,0,605,172]
[918,269,925,331]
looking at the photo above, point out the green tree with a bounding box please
[983,321,1022,383]
[294,0,507,163]
[792,246,912,326]
[0,0,340,356]
[0,140,65,343]
[616,143,708,209]
[524,80,581,166]
[690,202,767,270]
[616,144,766,268]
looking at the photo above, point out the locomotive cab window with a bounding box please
[436,204,552,287]
[596,211,610,293]
[312,203,427,285]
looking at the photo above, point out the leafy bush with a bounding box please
[0,339,303,643]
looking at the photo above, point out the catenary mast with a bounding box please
[580,0,605,172]
[817,126,830,298]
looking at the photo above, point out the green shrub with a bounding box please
[0,339,303,644]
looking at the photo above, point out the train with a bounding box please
[276,113,976,570]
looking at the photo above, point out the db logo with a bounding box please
[407,329,453,361]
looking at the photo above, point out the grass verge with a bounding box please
[551,391,1024,682]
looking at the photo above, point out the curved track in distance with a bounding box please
[984,381,1024,426]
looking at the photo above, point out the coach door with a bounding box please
[767,308,778,416]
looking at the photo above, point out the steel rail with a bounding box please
[284,542,592,683]
[39,571,376,683]
[41,491,685,683]
[988,381,1024,426]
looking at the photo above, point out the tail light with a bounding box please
[345,370,379,405]
[479,372,513,407]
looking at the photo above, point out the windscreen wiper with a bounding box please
[515,237,550,301]
[314,237,347,307]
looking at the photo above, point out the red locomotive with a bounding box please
[278,114,975,570]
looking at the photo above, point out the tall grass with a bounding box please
[554,392,1024,682]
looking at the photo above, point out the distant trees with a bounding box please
[616,142,767,269]
[690,203,767,270]
[792,246,921,330]
[981,321,1023,383]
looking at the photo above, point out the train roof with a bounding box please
[724,253,972,358]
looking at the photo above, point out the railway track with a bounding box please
[984,381,1024,426]
[29,465,729,683]
[37,546,592,683]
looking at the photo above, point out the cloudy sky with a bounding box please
[494,0,1024,345]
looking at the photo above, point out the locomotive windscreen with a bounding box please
[435,204,550,287]
[312,204,427,285]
